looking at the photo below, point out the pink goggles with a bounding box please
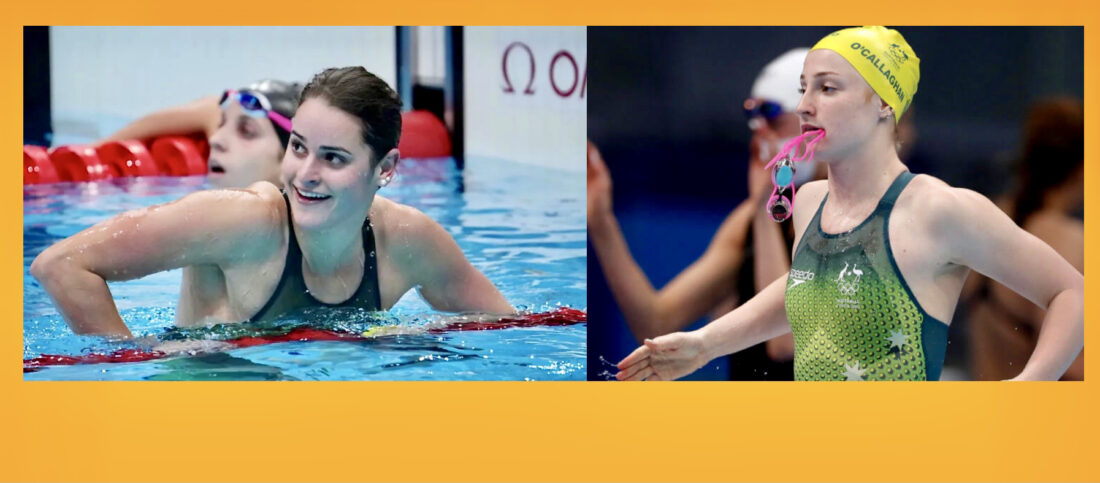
[763,129,825,222]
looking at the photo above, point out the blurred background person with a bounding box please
[589,48,815,380]
[98,80,301,189]
[966,97,1084,381]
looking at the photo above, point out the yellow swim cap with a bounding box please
[811,26,920,123]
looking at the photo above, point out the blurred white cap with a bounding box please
[750,47,810,113]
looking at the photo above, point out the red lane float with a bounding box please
[23,145,60,185]
[96,140,160,177]
[23,307,586,372]
[27,114,446,186]
[398,110,452,158]
[188,133,210,162]
[49,145,118,182]
[150,136,207,176]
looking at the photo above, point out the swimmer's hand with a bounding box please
[150,339,234,356]
[130,335,161,351]
[615,331,708,381]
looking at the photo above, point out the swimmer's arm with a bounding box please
[617,184,827,380]
[589,197,753,342]
[30,184,284,338]
[694,181,825,361]
[399,210,512,314]
[616,274,791,381]
[753,194,795,361]
[939,188,1084,381]
[98,95,221,145]
[695,274,794,362]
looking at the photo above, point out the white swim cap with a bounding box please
[750,48,810,113]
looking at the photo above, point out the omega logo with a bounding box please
[501,42,586,100]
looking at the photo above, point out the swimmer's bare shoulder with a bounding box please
[221,181,289,261]
[368,195,449,304]
[369,195,512,313]
[894,174,989,252]
[164,181,288,267]
[896,174,1045,282]
[35,181,287,281]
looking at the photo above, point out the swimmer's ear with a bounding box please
[879,99,895,122]
[377,148,400,178]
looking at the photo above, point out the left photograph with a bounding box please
[23,26,586,380]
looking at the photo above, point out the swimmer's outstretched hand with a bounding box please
[615,331,708,381]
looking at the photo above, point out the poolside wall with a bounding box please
[49,27,397,145]
[464,27,585,173]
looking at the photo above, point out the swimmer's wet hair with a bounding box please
[1014,97,1083,225]
[300,67,402,162]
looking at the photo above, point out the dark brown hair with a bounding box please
[1013,97,1083,225]
[300,66,402,161]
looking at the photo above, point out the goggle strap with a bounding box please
[763,129,823,223]
[220,89,292,133]
[793,130,825,162]
[267,111,293,133]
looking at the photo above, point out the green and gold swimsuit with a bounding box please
[785,172,949,381]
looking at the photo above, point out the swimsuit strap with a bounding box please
[248,193,298,322]
[877,170,916,209]
[248,193,381,322]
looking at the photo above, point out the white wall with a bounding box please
[412,26,445,87]
[50,27,396,144]
[464,27,585,173]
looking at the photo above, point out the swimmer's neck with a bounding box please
[292,216,368,276]
[824,134,906,208]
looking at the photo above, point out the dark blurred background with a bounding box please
[587,27,1083,380]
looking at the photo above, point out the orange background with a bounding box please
[8,1,1099,481]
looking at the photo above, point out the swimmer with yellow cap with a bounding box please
[811,26,919,123]
[617,26,1083,381]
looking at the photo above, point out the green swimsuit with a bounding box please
[785,172,949,381]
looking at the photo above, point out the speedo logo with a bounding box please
[788,268,815,289]
[848,42,906,104]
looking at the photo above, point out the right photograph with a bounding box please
[587,26,1084,381]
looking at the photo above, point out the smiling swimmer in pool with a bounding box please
[100,79,302,189]
[615,26,1083,381]
[32,66,514,339]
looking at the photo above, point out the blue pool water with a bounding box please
[23,157,586,380]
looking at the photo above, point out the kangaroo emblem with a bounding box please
[836,262,863,296]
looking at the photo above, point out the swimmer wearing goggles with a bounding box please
[219,89,293,133]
